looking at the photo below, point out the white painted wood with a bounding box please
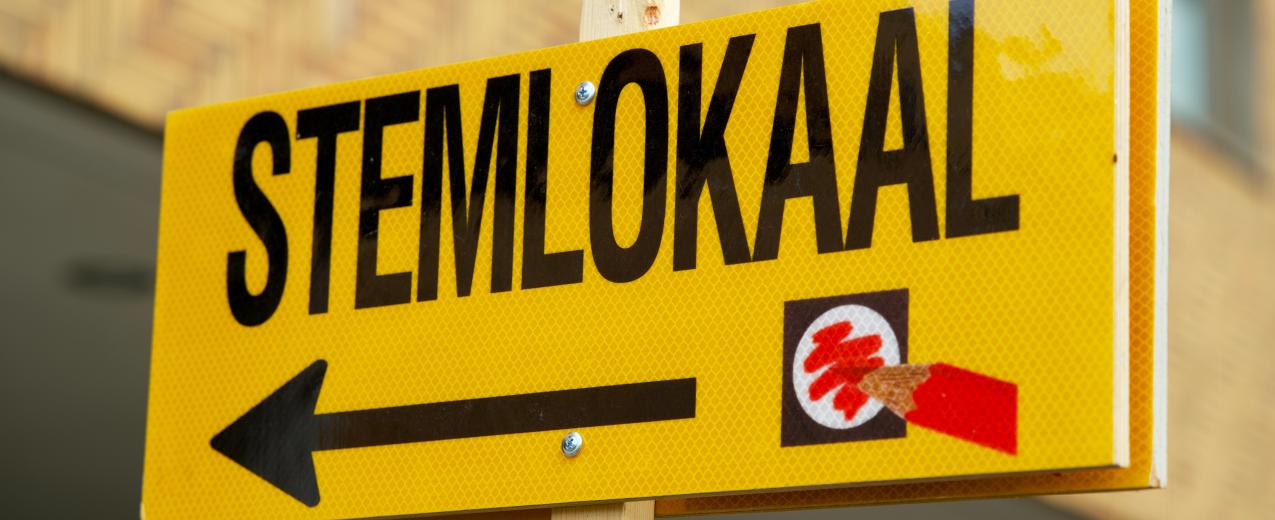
[579,0,680,41]
[551,3,679,518]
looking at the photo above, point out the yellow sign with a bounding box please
[144,0,1144,517]
[660,0,1168,513]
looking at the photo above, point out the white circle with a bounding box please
[792,304,900,430]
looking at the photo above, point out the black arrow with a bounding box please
[210,360,696,507]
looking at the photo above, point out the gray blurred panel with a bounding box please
[0,72,160,519]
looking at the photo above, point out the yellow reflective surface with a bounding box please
[144,0,1133,517]
[662,0,1166,514]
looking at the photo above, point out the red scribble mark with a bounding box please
[804,321,885,421]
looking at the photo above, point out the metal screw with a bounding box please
[561,431,583,457]
[574,81,596,106]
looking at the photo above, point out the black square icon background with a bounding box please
[781,289,909,447]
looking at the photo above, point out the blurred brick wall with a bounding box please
[0,0,799,128]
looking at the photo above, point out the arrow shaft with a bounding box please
[315,378,696,451]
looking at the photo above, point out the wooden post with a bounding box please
[579,0,680,41]
[553,501,655,520]
[550,2,677,519]
[430,3,677,520]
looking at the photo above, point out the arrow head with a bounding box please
[211,360,326,507]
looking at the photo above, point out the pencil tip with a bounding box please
[858,363,931,415]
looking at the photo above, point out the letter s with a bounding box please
[227,111,291,326]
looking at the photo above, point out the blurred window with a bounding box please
[1172,0,1259,169]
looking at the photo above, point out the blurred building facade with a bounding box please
[0,1,1272,519]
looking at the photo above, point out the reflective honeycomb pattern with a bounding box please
[660,0,1167,514]
[143,0,1136,518]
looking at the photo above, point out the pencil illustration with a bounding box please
[858,363,1018,454]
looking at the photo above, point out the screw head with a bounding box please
[561,431,583,457]
[574,81,596,106]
